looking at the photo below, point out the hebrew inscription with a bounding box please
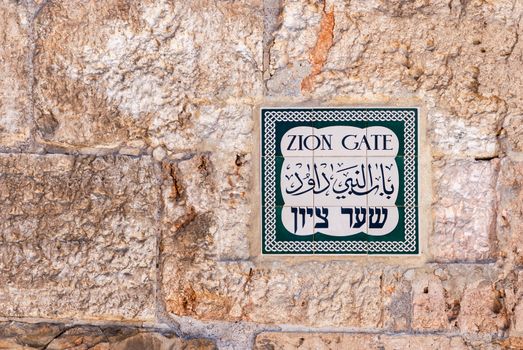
[261,108,419,255]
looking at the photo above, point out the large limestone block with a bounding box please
[0,154,160,320]
[410,265,507,334]
[0,322,216,350]
[160,150,252,261]
[431,159,499,262]
[34,0,263,150]
[267,0,522,157]
[457,279,509,334]
[0,0,31,149]
[162,216,386,328]
[411,274,448,330]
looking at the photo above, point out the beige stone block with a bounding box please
[0,154,160,320]
[0,0,31,149]
[431,159,499,262]
[160,150,252,261]
[408,265,508,334]
[509,271,523,336]
[34,0,263,149]
[458,279,508,333]
[412,274,448,330]
[496,158,523,264]
[162,234,391,328]
[150,103,255,154]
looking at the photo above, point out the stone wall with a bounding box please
[0,0,522,349]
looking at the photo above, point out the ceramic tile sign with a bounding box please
[261,108,419,255]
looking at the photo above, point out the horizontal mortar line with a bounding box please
[0,315,171,331]
[0,149,151,158]
[5,315,505,341]
[426,259,498,265]
[0,237,156,245]
[0,148,230,160]
[37,145,150,158]
[169,314,507,339]
[256,323,505,338]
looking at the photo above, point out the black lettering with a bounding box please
[357,135,371,150]
[304,135,320,150]
[383,134,393,150]
[342,135,358,150]
[286,134,301,151]
[320,134,333,150]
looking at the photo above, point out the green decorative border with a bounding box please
[261,108,419,255]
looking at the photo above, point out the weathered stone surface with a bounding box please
[380,267,413,331]
[161,150,252,261]
[496,158,523,264]
[409,265,509,334]
[502,114,523,153]
[34,0,262,150]
[254,332,476,350]
[497,337,523,350]
[458,279,508,334]
[431,159,499,262]
[163,243,387,327]
[506,271,523,337]
[0,154,160,320]
[150,103,255,154]
[412,273,448,330]
[0,0,520,345]
[267,0,523,157]
[162,193,508,335]
[0,0,31,149]
[0,322,216,350]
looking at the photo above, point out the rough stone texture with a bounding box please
[411,273,448,330]
[162,219,385,327]
[161,150,252,261]
[267,0,522,158]
[162,197,510,335]
[0,0,31,149]
[507,271,523,337]
[33,0,262,151]
[0,0,522,348]
[496,158,523,264]
[398,265,509,335]
[254,332,482,350]
[0,322,216,350]
[0,154,160,320]
[503,114,523,154]
[431,158,499,262]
